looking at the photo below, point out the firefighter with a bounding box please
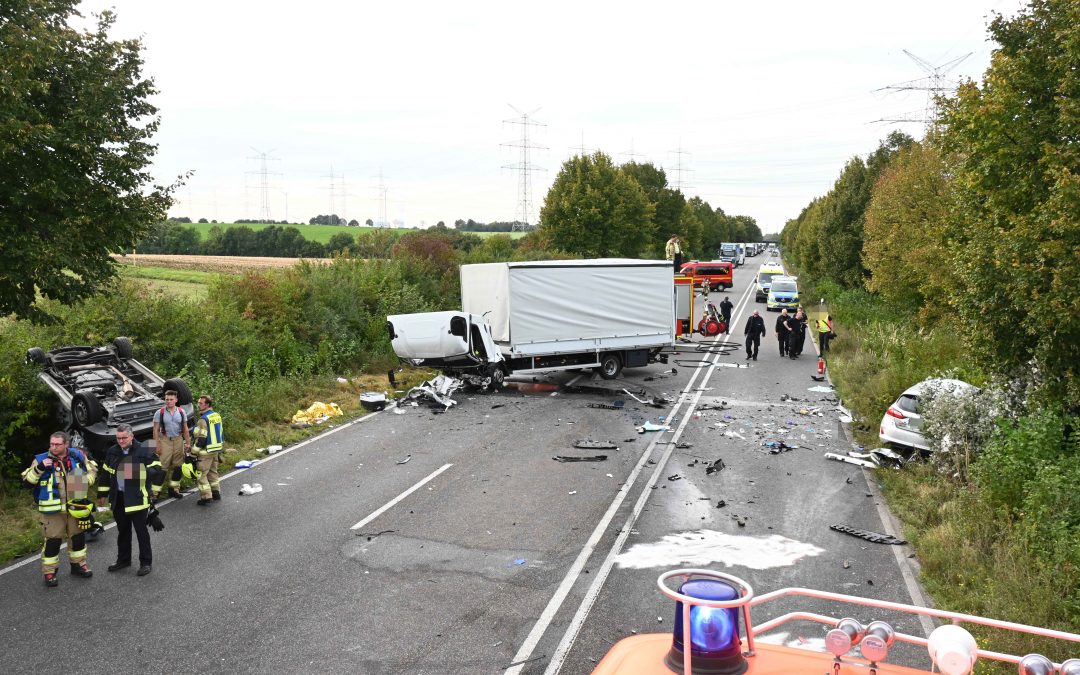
[151,389,190,501]
[22,431,96,587]
[99,424,163,576]
[191,395,224,506]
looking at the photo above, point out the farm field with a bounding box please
[179,221,528,243]
[115,253,328,274]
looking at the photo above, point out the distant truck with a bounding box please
[387,259,675,383]
[718,243,744,267]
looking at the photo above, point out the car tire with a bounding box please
[487,366,506,392]
[163,378,193,405]
[112,337,133,359]
[595,353,622,380]
[26,347,47,365]
[72,393,104,428]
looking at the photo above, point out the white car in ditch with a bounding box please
[878,378,978,452]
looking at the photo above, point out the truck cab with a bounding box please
[387,311,504,376]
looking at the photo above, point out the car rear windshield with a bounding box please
[759,272,779,285]
[771,281,797,293]
[897,394,921,414]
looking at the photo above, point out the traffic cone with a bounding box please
[817,357,826,376]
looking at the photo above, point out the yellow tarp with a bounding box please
[291,401,343,425]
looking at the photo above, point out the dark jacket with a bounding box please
[719,299,733,318]
[744,315,766,338]
[775,314,790,335]
[100,440,164,513]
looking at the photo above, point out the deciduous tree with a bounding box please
[0,1,177,320]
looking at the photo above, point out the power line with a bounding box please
[501,104,546,230]
[873,49,972,128]
[668,144,693,193]
[247,148,281,222]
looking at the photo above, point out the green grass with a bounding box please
[118,265,221,284]
[184,222,528,243]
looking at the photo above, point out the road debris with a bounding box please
[705,459,726,475]
[360,392,389,411]
[553,455,608,462]
[808,385,835,393]
[715,499,727,508]
[829,524,907,545]
[667,474,683,481]
[401,374,462,409]
[267,445,283,454]
[238,483,263,496]
[761,441,798,454]
[291,401,343,425]
[586,401,625,410]
[396,454,412,465]
[234,460,256,469]
[638,421,670,433]
[824,452,878,468]
[695,401,731,411]
[573,440,618,450]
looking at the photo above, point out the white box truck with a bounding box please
[387,259,675,384]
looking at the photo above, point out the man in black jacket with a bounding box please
[743,310,766,361]
[718,296,734,335]
[775,309,790,356]
[98,424,164,577]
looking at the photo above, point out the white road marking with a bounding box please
[0,411,381,578]
[349,463,454,531]
[505,279,757,675]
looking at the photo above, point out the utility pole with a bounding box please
[247,148,281,222]
[621,137,645,164]
[569,130,593,157]
[322,165,337,222]
[873,50,972,128]
[373,169,389,227]
[501,105,546,230]
[669,144,693,193]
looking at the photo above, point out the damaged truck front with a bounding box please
[387,259,675,381]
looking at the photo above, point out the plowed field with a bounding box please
[113,254,331,274]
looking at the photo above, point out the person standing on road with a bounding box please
[743,310,766,361]
[818,314,834,353]
[775,309,790,357]
[792,308,809,357]
[22,431,96,587]
[784,311,800,359]
[665,234,683,273]
[719,296,733,335]
[152,390,190,501]
[99,424,162,577]
[191,395,224,506]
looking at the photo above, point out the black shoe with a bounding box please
[137,565,152,577]
[753,356,757,361]
[70,562,93,578]
[197,497,212,506]
[745,355,751,360]
[44,573,58,587]
[211,490,221,501]
[108,561,131,572]
[169,489,184,500]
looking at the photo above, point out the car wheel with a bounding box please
[26,347,47,365]
[163,378,193,405]
[72,393,104,427]
[595,353,622,380]
[112,337,133,359]
[487,366,506,392]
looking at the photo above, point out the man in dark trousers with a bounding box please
[791,308,808,357]
[98,424,163,577]
[743,310,766,361]
[775,309,790,356]
[718,296,734,335]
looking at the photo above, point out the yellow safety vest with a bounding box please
[818,319,831,333]
[201,411,224,452]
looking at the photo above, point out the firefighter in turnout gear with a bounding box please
[99,424,164,576]
[191,395,223,506]
[22,431,97,587]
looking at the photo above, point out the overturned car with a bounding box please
[26,337,193,458]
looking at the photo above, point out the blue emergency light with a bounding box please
[664,578,748,674]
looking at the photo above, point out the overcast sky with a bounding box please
[80,0,1026,234]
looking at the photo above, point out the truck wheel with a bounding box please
[488,366,505,391]
[72,393,104,428]
[595,354,622,380]
[112,336,133,359]
[163,378,193,405]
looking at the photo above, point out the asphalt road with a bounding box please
[0,255,929,674]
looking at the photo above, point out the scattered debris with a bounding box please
[238,483,263,496]
[553,455,608,462]
[638,421,670,433]
[842,560,852,569]
[808,385,835,393]
[695,401,731,411]
[586,401,625,410]
[675,442,693,449]
[705,459,726,475]
[491,404,505,409]
[401,374,462,409]
[715,499,727,508]
[290,422,312,429]
[829,524,907,545]
[568,491,577,495]
[667,474,683,482]
[824,452,878,468]
[360,392,389,412]
[234,460,256,469]
[573,440,618,450]
[396,455,412,465]
[810,375,827,382]
[512,559,526,566]
[291,401,344,425]
[267,445,283,454]
[761,440,798,454]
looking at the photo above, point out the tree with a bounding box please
[620,162,686,254]
[326,232,355,255]
[365,218,374,227]
[348,219,359,227]
[198,218,208,223]
[939,0,1080,407]
[537,152,655,257]
[0,3,178,320]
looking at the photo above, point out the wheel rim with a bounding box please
[73,400,89,427]
[603,359,618,376]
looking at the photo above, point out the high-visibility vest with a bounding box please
[201,410,224,452]
[23,449,93,514]
[818,318,831,333]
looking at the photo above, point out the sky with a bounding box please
[78,0,1028,235]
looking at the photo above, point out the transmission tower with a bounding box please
[669,144,693,193]
[322,165,339,222]
[569,130,594,157]
[501,105,546,230]
[874,50,971,127]
[247,148,281,222]
[621,138,645,164]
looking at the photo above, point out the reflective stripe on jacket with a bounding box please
[101,441,163,513]
[196,410,224,453]
[22,449,95,514]
[818,319,831,333]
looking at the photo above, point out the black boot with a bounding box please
[44,572,58,587]
[70,562,93,578]
[211,489,221,501]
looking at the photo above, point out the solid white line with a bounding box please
[0,411,381,578]
[349,463,454,531]
[505,279,756,675]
